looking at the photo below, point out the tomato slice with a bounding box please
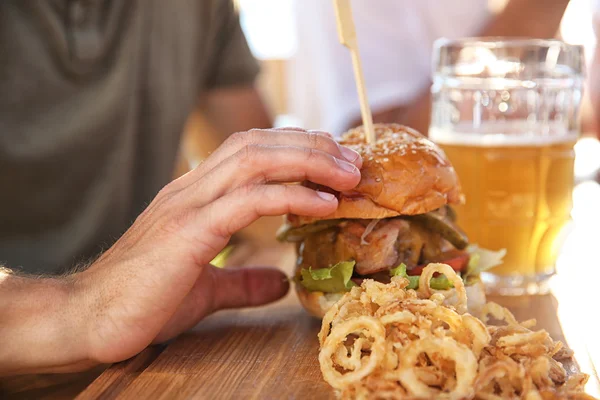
[407,252,470,276]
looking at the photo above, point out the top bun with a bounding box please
[287,124,463,227]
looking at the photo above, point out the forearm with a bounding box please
[482,0,570,39]
[200,86,272,135]
[185,86,272,161]
[0,268,93,376]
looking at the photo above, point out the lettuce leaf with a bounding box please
[299,261,357,293]
[463,245,506,280]
[210,246,234,268]
[390,263,419,289]
[390,263,454,290]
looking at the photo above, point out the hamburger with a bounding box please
[277,124,505,318]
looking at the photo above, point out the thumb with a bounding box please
[153,266,290,343]
[209,266,290,311]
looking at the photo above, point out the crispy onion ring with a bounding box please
[396,336,477,400]
[316,263,592,400]
[363,279,406,306]
[319,316,386,390]
[528,356,554,388]
[332,300,373,332]
[461,314,491,358]
[319,288,362,347]
[481,302,519,326]
[333,338,367,371]
[320,296,344,347]
[430,306,463,333]
[474,360,524,396]
[497,331,550,348]
[380,310,416,326]
[418,263,467,314]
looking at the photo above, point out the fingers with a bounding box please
[171,184,337,260]
[202,184,338,242]
[278,127,334,138]
[185,144,361,205]
[170,128,361,191]
[209,267,290,310]
[214,129,360,172]
[153,266,289,343]
[275,126,310,133]
[213,129,356,173]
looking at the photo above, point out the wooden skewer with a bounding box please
[332,0,376,144]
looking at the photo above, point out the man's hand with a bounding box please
[0,128,362,375]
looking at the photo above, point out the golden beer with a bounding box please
[430,38,584,293]
[432,129,576,278]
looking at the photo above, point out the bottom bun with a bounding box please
[295,285,343,319]
[296,279,487,319]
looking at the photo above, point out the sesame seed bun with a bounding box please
[286,124,463,227]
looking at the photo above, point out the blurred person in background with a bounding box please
[290,0,571,136]
[0,1,271,275]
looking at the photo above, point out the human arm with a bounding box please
[0,128,362,376]
[0,269,95,375]
[184,86,272,162]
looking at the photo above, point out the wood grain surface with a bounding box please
[1,242,599,399]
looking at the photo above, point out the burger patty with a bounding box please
[297,218,454,275]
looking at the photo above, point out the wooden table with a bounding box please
[1,239,599,399]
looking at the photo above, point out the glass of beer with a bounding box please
[429,38,584,295]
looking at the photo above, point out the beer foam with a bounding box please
[429,127,578,147]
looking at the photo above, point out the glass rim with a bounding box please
[434,37,583,51]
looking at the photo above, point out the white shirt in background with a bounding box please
[289,0,492,135]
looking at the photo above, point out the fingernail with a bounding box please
[308,129,333,138]
[340,146,361,163]
[335,158,359,174]
[316,191,336,202]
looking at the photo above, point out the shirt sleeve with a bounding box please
[204,0,260,89]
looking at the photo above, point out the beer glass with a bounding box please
[429,38,584,295]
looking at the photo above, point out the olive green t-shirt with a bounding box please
[0,1,259,274]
